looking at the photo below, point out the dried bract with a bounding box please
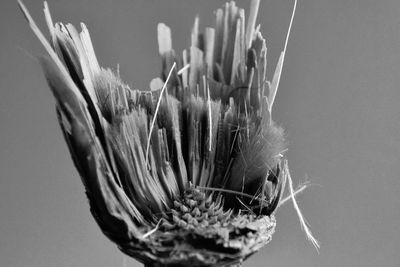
[19,0,317,266]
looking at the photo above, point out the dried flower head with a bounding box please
[19,0,318,266]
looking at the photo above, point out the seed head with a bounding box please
[19,0,317,266]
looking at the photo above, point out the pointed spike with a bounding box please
[268,51,284,111]
[18,0,84,102]
[268,0,297,112]
[245,0,260,48]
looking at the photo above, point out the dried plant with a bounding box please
[19,0,318,266]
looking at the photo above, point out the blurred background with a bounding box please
[1,0,400,266]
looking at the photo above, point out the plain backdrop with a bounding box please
[1,0,400,266]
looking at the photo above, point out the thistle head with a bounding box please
[19,0,317,266]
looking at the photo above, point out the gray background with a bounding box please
[1,0,400,266]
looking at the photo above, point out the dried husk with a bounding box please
[18,0,318,266]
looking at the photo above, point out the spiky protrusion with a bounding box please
[121,186,276,267]
[18,0,311,266]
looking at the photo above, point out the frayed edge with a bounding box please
[286,166,320,251]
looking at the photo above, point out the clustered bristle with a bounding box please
[49,0,288,223]
[161,186,233,231]
[19,0,309,264]
[132,185,277,266]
